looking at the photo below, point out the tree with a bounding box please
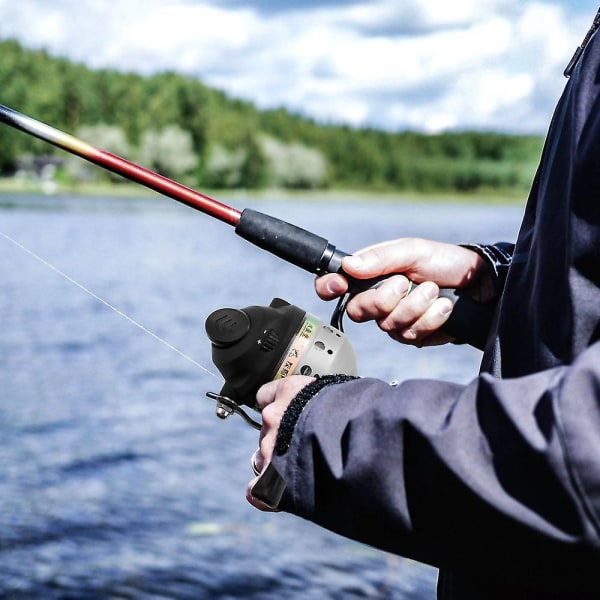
[137,125,198,179]
[0,38,544,193]
[260,136,327,189]
[202,143,246,188]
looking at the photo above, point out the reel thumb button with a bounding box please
[205,308,251,347]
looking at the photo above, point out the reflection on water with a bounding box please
[0,194,523,598]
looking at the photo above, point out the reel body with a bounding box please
[205,298,357,427]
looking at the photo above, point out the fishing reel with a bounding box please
[205,298,358,429]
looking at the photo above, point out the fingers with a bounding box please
[318,268,458,347]
[254,376,314,463]
[250,448,262,476]
[384,286,455,346]
[344,275,410,322]
[254,406,280,467]
[255,379,279,409]
[347,280,455,347]
[376,281,439,330]
[255,376,315,410]
[245,398,285,513]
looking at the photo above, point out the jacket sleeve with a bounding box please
[270,340,600,592]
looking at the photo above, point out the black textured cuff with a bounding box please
[461,242,514,294]
[274,374,358,456]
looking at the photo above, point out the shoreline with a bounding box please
[0,178,527,206]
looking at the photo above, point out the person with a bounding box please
[247,9,600,599]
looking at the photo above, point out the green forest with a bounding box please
[0,38,544,194]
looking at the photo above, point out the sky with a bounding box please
[1,0,598,134]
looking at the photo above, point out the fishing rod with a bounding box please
[0,103,491,348]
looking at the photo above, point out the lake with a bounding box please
[0,193,523,599]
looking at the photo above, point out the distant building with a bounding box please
[15,156,64,177]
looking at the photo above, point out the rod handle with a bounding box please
[236,208,334,273]
[251,463,287,509]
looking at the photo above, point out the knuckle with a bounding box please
[374,281,404,311]
[377,316,398,334]
[346,299,368,322]
[417,281,439,303]
[260,402,279,427]
[378,320,392,333]
[370,246,388,264]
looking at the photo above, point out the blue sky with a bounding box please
[1,0,598,133]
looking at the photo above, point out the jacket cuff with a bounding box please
[460,242,514,295]
[274,374,358,456]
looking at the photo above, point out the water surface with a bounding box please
[0,193,523,598]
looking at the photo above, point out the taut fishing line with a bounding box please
[1,231,220,380]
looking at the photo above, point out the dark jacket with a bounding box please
[271,19,600,600]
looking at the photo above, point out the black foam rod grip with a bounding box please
[236,209,334,273]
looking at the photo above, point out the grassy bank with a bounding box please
[0,176,528,206]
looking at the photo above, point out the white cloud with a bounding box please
[0,0,597,133]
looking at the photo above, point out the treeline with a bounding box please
[0,38,543,192]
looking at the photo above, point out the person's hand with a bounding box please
[246,375,315,511]
[316,238,490,347]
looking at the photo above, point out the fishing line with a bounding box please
[0,231,220,379]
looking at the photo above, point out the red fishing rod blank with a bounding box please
[0,103,241,226]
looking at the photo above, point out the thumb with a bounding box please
[342,244,410,279]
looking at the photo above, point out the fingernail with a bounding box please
[402,328,417,341]
[326,279,346,295]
